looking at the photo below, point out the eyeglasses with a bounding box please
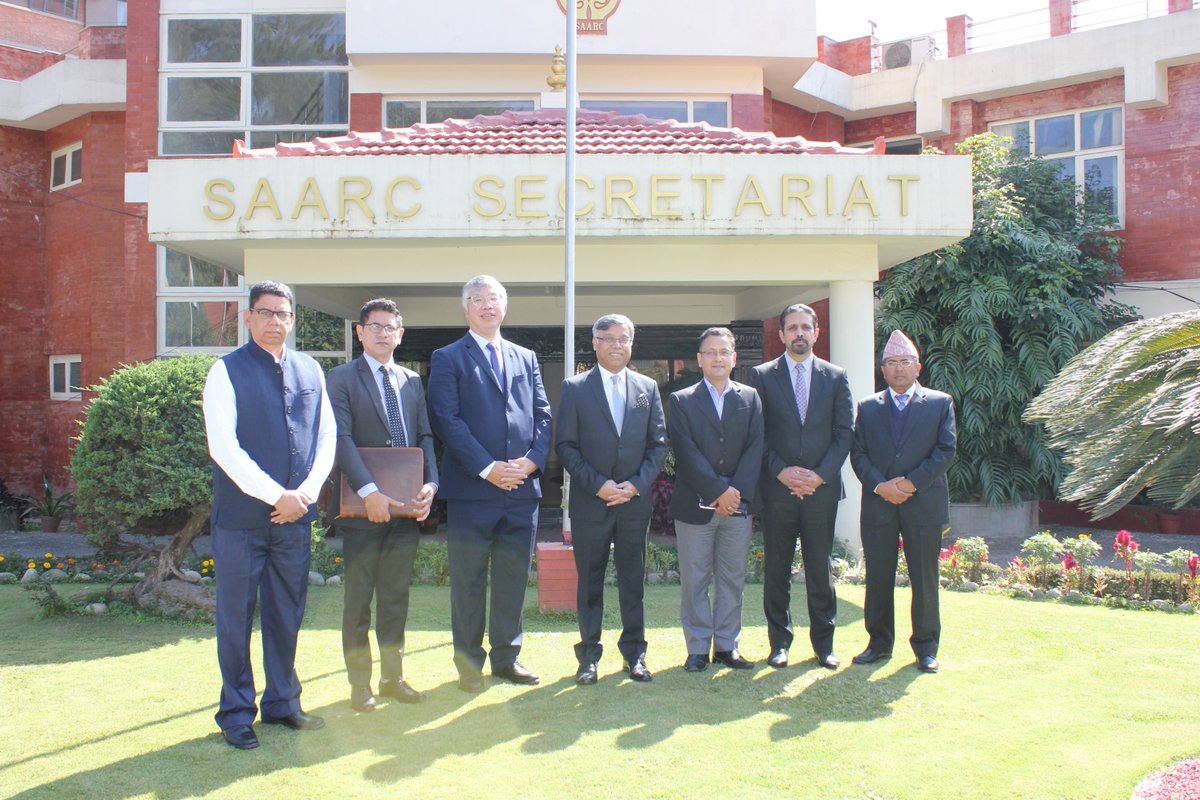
[883,358,917,368]
[250,308,295,322]
[596,336,633,346]
[467,294,504,307]
[699,349,734,359]
[362,322,401,335]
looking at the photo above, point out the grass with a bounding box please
[0,583,1196,800]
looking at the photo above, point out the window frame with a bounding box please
[579,96,731,126]
[49,141,83,191]
[48,355,82,401]
[382,96,540,128]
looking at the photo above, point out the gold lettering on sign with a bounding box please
[515,175,548,218]
[203,179,235,221]
[291,177,330,220]
[825,175,835,216]
[605,176,640,217]
[473,176,505,217]
[691,174,723,218]
[781,175,816,217]
[650,175,682,218]
[338,177,375,222]
[244,179,282,221]
[735,175,772,217]
[385,177,421,219]
[557,176,595,217]
[842,175,879,217]
[888,175,919,217]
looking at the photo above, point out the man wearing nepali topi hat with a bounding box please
[849,330,956,674]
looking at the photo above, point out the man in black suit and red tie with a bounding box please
[555,313,667,685]
[327,299,439,712]
[850,329,956,674]
[749,303,853,671]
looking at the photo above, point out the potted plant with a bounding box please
[23,475,76,532]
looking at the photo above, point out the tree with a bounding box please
[1024,310,1200,518]
[875,133,1134,505]
[71,355,216,603]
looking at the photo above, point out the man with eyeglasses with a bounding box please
[667,327,764,673]
[850,329,956,674]
[428,275,552,692]
[202,280,336,750]
[326,299,439,712]
[555,314,666,685]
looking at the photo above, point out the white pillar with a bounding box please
[827,278,876,556]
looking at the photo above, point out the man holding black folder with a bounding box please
[327,298,438,712]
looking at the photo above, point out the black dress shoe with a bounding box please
[766,648,788,669]
[221,724,259,750]
[349,686,376,712]
[379,678,425,704]
[851,648,893,665]
[575,663,598,685]
[623,657,653,682]
[815,652,840,670]
[262,710,325,731]
[492,661,540,685]
[917,655,940,673]
[683,653,709,672]
[458,673,486,693]
[712,650,755,670]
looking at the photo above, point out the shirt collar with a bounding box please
[598,365,627,382]
[784,352,813,373]
[703,377,733,397]
[468,329,503,352]
[362,352,394,374]
[888,383,919,402]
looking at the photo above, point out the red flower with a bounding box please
[1189,554,1198,579]
[1062,553,1079,571]
[1114,530,1130,550]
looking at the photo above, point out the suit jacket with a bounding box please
[555,367,667,524]
[326,356,439,529]
[427,333,552,502]
[667,379,765,526]
[851,383,956,527]
[748,355,853,504]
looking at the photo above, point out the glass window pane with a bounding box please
[51,155,66,187]
[1034,115,1074,155]
[1080,107,1122,149]
[295,306,346,352]
[885,138,923,155]
[385,101,421,129]
[1084,155,1118,216]
[161,130,241,155]
[69,147,82,182]
[166,76,241,122]
[992,121,1030,155]
[1046,157,1076,183]
[68,361,82,393]
[51,363,66,395]
[167,19,241,63]
[164,250,238,288]
[164,301,240,348]
[248,129,346,148]
[251,72,348,125]
[692,101,728,127]
[252,14,347,67]
[581,99,688,121]
[424,100,535,123]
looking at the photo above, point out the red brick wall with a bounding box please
[78,25,127,60]
[0,45,62,81]
[730,93,765,131]
[350,93,383,132]
[817,36,875,77]
[766,92,845,142]
[845,111,915,146]
[0,5,82,53]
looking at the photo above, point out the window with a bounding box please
[581,98,729,126]
[160,14,349,155]
[49,355,82,401]
[849,136,924,154]
[385,98,536,128]
[295,306,350,371]
[50,142,82,190]
[13,0,80,20]
[157,248,244,355]
[991,106,1124,221]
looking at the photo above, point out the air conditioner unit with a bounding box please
[881,35,937,70]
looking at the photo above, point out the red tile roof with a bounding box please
[233,109,883,158]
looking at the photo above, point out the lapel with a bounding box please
[502,340,517,396]
[773,355,808,428]
[356,357,390,430]
[588,367,620,436]
[464,333,504,394]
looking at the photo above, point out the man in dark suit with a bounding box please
[749,303,853,671]
[850,330,956,674]
[668,327,764,673]
[428,275,553,692]
[556,314,667,686]
[327,299,439,712]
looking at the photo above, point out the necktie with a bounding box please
[379,365,406,447]
[610,374,625,434]
[486,342,505,387]
[896,393,909,411]
[794,362,808,424]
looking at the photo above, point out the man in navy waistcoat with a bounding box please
[202,280,336,750]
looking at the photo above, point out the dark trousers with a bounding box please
[338,518,420,687]
[761,489,838,655]
[571,512,650,665]
[861,521,944,657]
[446,497,538,678]
[212,521,311,730]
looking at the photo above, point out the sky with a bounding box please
[815,0,1054,43]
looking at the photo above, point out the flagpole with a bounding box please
[562,2,578,542]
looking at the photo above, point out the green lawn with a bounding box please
[0,584,1195,800]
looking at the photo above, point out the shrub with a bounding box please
[1020,531,1065,589]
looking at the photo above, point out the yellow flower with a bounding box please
[45,553,52,559]
[43,562,50,569]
